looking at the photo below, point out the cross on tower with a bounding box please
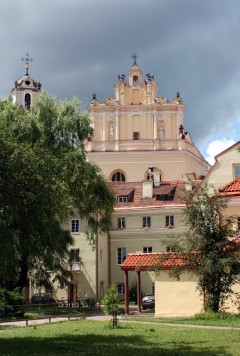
[21,53,33,75]
[131,52,139,65]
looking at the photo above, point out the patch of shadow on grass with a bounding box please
[0,333,233,356]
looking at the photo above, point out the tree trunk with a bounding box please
[14,255,29,292]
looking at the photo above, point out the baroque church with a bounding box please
[11,55,212,309]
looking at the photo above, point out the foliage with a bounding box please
[128,282,137,304]
[101,284,123,315]
[0,288,23,317]
[167,184,240,313]
[0,94,115,291]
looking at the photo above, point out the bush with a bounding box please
[129,283,137,304]
[0,288,23,318]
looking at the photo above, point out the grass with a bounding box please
[0,319,240,355]
[123,313,240,328]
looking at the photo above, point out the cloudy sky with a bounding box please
[1,0,240,164]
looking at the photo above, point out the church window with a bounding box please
[25,93,31,109]
[133,75,138,86]
[112,172,126,182]
[133,132,140,140]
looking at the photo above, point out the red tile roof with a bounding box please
[120,252,187,271]
[219,176,240,197]
[109,180,187,210]
[121,238,240,271]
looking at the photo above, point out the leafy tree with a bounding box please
[0,93,115,291]
[161,184,240,313]
[102,284,123,315]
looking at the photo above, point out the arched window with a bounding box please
[112,172,126,182]
[25,93,31,109]
[133,75,138,86]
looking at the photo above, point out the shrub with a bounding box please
[0,288,23,318]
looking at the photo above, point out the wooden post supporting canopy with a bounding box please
[124,270,129,314]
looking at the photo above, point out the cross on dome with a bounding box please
[131,52,139,65]
[21,53,33,75]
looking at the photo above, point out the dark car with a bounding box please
[141,294,155,310]
[31,293,56,304]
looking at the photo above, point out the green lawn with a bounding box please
[0,319,240,355]
[123,315,240,328]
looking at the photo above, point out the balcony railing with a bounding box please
[65,262,81,272]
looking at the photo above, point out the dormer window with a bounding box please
[117,196,128,203]
[133,75,138,86]
[25,93,31,109]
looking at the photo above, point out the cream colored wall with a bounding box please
[155,271,203,316]
[111,209,185,230]
[110,207,186,295]
[98,233,110,297]
[204,145,240,190]
[88,150,208,181]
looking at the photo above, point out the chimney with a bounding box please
[143,180,153,198]
[153,169,161,186]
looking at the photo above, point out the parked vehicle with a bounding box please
[31,293,56,304]
[141,294,155,310]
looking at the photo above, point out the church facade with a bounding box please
[10,56,212,304]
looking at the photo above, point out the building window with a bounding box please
[143,246,152,253]
[117,283,125,295]
[143,216,151,228]
[166,246,176,253]
[70,219,80,233]
[25,93,31,109]
[133,75,138,86]
[117,247,126,264]
[234,165,240,178]
[118,217,126,229]
[69,249,81,271]
[133,131,140,140]
[117,196,128,203]
[166,216,174,228]
[100,249,103,265]
[112,172,126,182]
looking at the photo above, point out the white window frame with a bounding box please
[118,217,126,229]
[233,164,240,178]
[143,246,152,253]
[166,215,174,228]
[70,219,80,233]
[166,246,176,253]
[143,216,151,228]
[117,247,126,265]
[117,196,128,203]
[69,249,81,271]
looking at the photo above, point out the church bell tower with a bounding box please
[11,53,41,109]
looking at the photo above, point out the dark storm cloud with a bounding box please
[1,0,240,152]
